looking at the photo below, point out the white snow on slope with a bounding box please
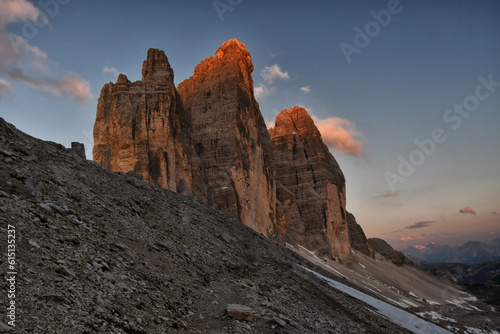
[299,265,453,334]
[417,311,457,323]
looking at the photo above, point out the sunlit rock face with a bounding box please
[93,40,371,261]
[177,39,277,237]
[93,49,207,201]
[269,106,351,261]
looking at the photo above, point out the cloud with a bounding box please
[373,190,401,200]
[300,86,310,94]
[0,0,91,104]
[260,64,289,84]
[254,84,275,100]
[459,206,476,214]
[0,78,13,95]
[404,221,436,229]
[103,65,119,77]
[312,116,363,156]
[395,232,452,242]
[0,0,39,25]
[397,234,425,242]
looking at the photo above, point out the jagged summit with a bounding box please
[271,106,322,137]
[142,48,173,82]
[93,48,206,201]
[178,39,254,107]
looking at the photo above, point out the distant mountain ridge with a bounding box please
[402,239,500,265]
[420,259,500,285]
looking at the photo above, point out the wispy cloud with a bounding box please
[312,116,363,156]
[395,232,452,242]
[397,234,425,242]
[0,0,91,104]
[373,190,401,200]
[404,221,436,229]
[0,78,13,95]
[459,206,476,214]
[260,64,289,84]
[300,86,310,94]
[103,65,119,77]
[254,84,275,100]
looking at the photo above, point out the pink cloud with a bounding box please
[0,78,13,95]
[313,116,363,156]
[459,206,476,214]
[0,0,39,25]
[0,0,91,104]
[397,234,425,242]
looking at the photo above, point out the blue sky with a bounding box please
[1,0,499,248]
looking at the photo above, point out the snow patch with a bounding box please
[299,265,453,334]
[427,300,441,306]
[416,311,457,323]
[445,298,482,311]
[362,281,381,292]
[358,262,366,269]
[296,245,344,277]
[464,327,500,334]
[401,299,419,308]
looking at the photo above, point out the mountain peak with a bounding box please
[142,48,173,82]
[215,38,248,58]
[270,106,319,138]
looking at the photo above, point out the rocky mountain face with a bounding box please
[93,49,207,202]
[177,39,277,237]
[367,238,413,266]
[269,107,352,261]
[93,39,370,261]
[347,212,373,257]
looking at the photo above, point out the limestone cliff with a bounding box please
[177,39,277,237]
[269,106,351,261]
[93,49,206,201]
[347,212,373,257]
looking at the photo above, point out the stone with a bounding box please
[68,142,86,159]
[273,317,287,327]
[269,107,351,261]
[226,304,253,322]
[93,49,207,202]
[220,233,234,243]
[46,202,67,214]
[178,39,277,238]
[55,265,75,277]
[29,239,40,249]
